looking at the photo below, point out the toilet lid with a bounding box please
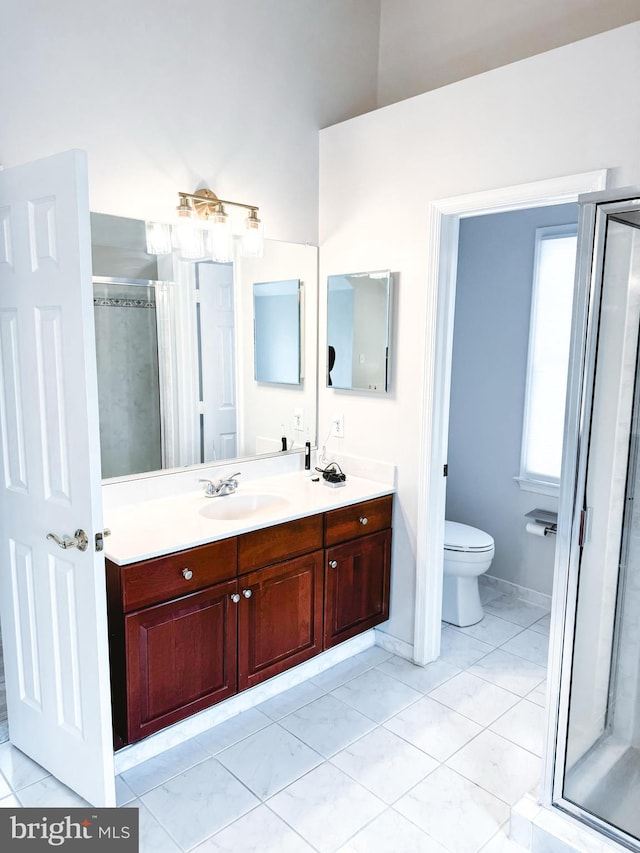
[444,521,494,552]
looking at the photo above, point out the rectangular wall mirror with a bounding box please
[91,213,318,480]
[327,270,392,392]
[253,279,301,385]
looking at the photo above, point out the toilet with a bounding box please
[442,521,495,627]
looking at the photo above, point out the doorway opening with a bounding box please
[413,170,608,666]
[446,203,577,610]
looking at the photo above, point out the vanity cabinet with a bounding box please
[106,495,392,746]
[324,496,393,648]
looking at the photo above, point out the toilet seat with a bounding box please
[444,521,494,553]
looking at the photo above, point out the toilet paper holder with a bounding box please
[525,508,558,536]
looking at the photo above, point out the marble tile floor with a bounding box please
[0,588,550,853]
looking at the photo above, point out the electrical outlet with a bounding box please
[293,409,304,431]
[331,413,344,438]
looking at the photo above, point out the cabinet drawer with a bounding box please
[238,514,323,574]
[324,495,393,547]
[119,537,237,612]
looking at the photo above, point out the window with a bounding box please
[518,224,578,495]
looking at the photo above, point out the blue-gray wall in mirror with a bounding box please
[253,279,301,384]
[327,270,391,392]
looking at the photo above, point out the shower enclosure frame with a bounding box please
[543,187,640,851]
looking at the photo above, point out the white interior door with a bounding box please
[0,150,115,806]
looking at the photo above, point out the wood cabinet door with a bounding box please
[125,579,238,742]
[238,551,324,691]
[324,529,391,649]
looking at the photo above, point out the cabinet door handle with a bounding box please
[182,568,193,580]
[359,517,368,525]
[242,589,253,599]
[329,560,338,568]
[230,593,240,604]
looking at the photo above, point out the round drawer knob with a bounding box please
[230,593,240,604]
[243,589,252,599]
[359,517,368,525]
[182,568,193,580]
[329,560,338,568]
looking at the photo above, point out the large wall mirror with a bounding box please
[327,270,392,392]
[91,213,318,480]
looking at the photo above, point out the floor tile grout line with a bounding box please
[261,799,324,853]
[122,746,223,799]
[214,718,326,799]
[441,743,538,814]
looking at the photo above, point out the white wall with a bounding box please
[0,0,381,245]
[447,204,577,596]
[319,22,640,648]
[377,0,640,106]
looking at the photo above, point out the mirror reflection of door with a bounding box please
[198,261,238,462]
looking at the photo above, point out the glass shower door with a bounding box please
[556,200,640,847]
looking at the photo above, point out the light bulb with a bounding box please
[242,210,263,258]
[207,206,233,262]
[172,197,206,260]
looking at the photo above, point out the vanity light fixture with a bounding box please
[145,188,263,262]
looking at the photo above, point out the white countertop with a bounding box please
[104,471,394,565]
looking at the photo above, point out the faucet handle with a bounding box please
[198,478,215,496]
[225,472,241,491]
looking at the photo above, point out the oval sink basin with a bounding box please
[199,493,290,521]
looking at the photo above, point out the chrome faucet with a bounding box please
[199,473,241,497]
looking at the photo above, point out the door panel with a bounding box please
[238,551,324,690]
[125,580,238,742]
[324,529,391,648]
[0,150,115,806]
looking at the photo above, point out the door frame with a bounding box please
[413,169,608,667]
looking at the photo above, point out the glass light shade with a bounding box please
[242,212,264,258]
[207,209,233,262]
[145,221,172,255]
[172,217,206,260]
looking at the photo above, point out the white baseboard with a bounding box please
[481,574,552,610]
[374,628,413,660]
